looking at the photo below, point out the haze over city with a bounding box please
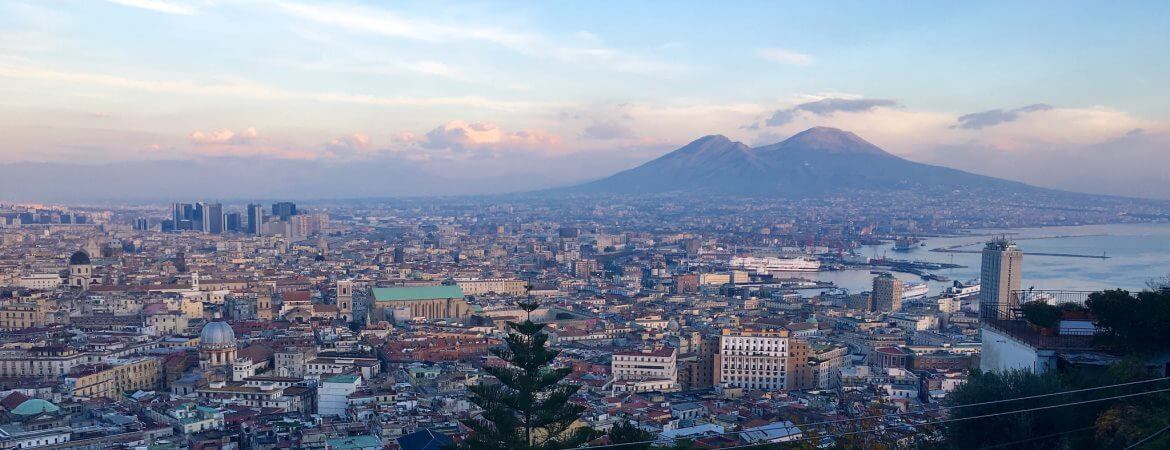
[2,2,1170,450]
[2,1,1170,198]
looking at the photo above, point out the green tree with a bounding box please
[1020,301,1062,328]
[456,301,595,450]
[605,420,654,450]
[943,369,1078,450]
[1091,359,1170,449]
[1086,289,1170,355]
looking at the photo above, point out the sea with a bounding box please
[784,222,1170,297]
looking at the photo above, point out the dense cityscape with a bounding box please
[3,1,1170,449]
[0,195,1168,449]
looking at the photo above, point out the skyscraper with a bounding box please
[192,203,204,232]
[247,203,264,236]
[200,202,224,234]
[171,202,188,231]
[871,272,903,312]
[979,238,1023,319]
[224,212,241,233]
[272,202,297,221]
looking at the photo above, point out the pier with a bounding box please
[930,247,1110,259]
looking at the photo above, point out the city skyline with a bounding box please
[2,1,1170,198]
[3,4,1170,448]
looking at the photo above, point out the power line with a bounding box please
[716,387,1170,450]
[1124,425,1170,450]
[585,376,1170,449]
[675,387,1170,450]
[976,425,1096,450]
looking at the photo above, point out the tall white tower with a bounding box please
[979,238,1023,320]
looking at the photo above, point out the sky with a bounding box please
[1,0,1169,199]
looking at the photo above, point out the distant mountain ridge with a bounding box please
[568,126,1044,196]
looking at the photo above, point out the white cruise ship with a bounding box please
[903,282,929,300]
[729,256,821,273]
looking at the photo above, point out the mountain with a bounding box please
[570,126,1042,197]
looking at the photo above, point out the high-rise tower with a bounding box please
[871,272,903,312]
[979,238,1023,319]
[247,203,264,236]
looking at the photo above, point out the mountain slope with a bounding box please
[570,127,1040,196]
[573,134,772,194]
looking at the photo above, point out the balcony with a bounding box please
[980,290,1100,351]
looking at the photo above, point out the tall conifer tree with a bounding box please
[457,301,595,449]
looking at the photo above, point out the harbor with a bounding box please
[930,243,1111,259]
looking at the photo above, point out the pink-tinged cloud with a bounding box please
[187,127,319,160]
[190,127,258,145]
[423,120,562,152]
[322,132,374,159]
[329,132,371,149]
[391,132,422,143]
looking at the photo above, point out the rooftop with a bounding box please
[372,285,464,302]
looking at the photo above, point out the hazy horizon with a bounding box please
[2,1,1169,199]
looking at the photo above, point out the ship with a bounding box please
[729,255,821,273]
[903,282,929,300]
[893,236,920,251]
[943,280,980,298]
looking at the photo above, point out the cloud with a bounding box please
[186,127,319,160]
[954,103,1054,129]
[550,46,691,77]
[582,121,636,140]
[422,121,561,153]
[764,109,797,127]
[190,127,258,145]
[757,97,900,127]
[0,63,550,112]
[269,0,535,48]
[323,132,372,157]
[278,54,475,83]
[104,0,197,15]
[269,1,686,77]
[756,48,813,66]
[329,132,371,149]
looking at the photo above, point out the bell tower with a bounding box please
[337,280,353,322]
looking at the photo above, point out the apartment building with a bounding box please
[716,328,790,391]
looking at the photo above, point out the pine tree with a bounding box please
[457,301,596,450]
[606,420,654,449]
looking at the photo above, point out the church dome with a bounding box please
[69,250,90,265]
[11,398,60,416]
[200,321,236,348]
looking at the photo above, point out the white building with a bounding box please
[610,347,678,394]
[455,278,528,296]
[938,295,961,314]
[318,374,361,417]
[18,274,62,290]
[979,239,1022,319]
[889,313,938,332]
[0,426,71,449]
[716,328,789,391]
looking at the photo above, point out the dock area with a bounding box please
[930,247,1110,259]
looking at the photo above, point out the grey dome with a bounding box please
[69,251,90,265]
[200,321,236,347]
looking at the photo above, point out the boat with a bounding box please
[903,283,929,300]
[893,236,924,251]
[943,280,980,297]
[729,255,821,273]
